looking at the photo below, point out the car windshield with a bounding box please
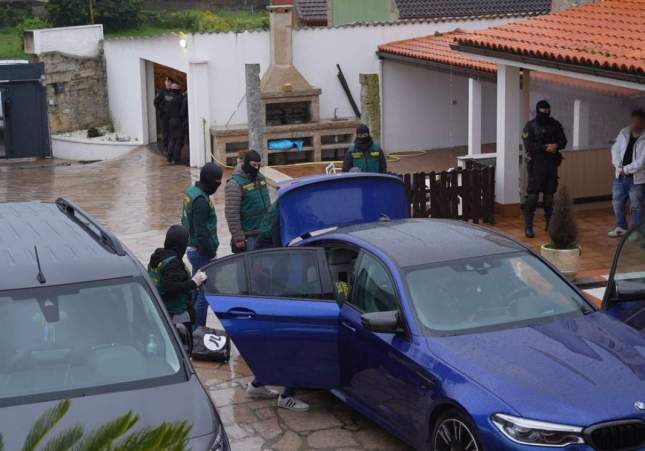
[0,279,183,405]
[406,253,593,335]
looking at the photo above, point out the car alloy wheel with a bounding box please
[432,411,480,451]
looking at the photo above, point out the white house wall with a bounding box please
[381,59,498,152]
[381,58,645,153]
[103,17,513,164]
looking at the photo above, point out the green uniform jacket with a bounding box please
[181,185,219,255]
[342,143,387,173]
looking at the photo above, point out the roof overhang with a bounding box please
[452,43,645,92]
[376,50,496,82]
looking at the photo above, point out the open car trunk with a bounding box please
[276,173,409,246]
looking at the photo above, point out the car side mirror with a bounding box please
[613,280,645,302]
[361,310,403,334]
[175,323,193,355]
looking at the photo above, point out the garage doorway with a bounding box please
[147,61,188,164]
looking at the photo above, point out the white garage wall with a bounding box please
[103,16,515,164]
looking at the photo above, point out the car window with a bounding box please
[612,225,645,284]
[406,253,593,335]
[205,256,247,295]
[352,253,398,313]
[248,250,325,299]
[0,279,183,406]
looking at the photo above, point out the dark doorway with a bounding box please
[0,63,50,159]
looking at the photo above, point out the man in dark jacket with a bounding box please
[342,124,387,173]
[148,225,207,340]
[164,80,188,164]
[153,77,172,153]
[181,162,223,328]
[225,150,272,253]
[522,100,567,238]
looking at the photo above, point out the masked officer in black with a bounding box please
[164,79,188,164]
[342,124,387,173]
[153,77,172,153]
[522,100,567,238]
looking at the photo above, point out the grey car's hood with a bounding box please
[0,376,216,450]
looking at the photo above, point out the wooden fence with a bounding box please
[397,166,495,224]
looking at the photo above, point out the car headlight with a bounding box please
[210,426,230,451]
[492,413,585,447]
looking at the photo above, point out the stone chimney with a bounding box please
[551,0,597,12]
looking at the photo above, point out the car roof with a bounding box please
[0,201,139,291]
[327,218,525,267]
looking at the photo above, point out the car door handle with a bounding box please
[341,321,357,332]
[227,308,256,319]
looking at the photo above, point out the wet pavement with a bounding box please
[0,148,411,451]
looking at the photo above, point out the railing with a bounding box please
[396,166,495,224]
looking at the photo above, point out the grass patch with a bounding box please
[0,28,27,60]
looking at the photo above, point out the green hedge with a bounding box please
[46,0,143,31]
[142,9,268,33]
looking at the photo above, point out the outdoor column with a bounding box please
[520,69,531,201]
[187,59,211,168]
[245,63,264,160]
[468,78,482,155]
[573,99,589,149]
[495,64,521,209]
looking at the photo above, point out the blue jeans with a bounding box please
[187,248,212,329]
[613,175,643,230]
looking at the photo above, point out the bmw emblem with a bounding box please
[635,401,645,412]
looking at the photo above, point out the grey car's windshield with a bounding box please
[406,253,593,335]
[0,279,183,405]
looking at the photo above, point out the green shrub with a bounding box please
[141,9,268,33]
[16,16,51,36]
[47,0,143,31]
[0,4,31,28]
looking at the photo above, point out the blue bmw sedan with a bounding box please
[205,173,645,451]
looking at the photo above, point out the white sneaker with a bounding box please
[278,395,310,412]
[246,383,278,399]
[608,227,628,237]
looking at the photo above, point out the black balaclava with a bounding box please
[355,124,373,150]
[199,162,223,195]
[536,100,551,125]
[164,224,189,258]
[243,150,262,180]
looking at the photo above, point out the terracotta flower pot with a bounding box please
[540,244,581,280]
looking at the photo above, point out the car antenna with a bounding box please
[34,246,46,284]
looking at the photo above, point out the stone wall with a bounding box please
[31,50,109,134]
[142,0,268,11]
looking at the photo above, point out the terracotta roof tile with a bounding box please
[394,0,551,20]
[379,30,643,96]
[454,0,645,78]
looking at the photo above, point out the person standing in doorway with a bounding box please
[165,79,188,165]
[522,100,567,238]
[181,162,223,329]
[609,109,645,237]
[154,77,172,153]
[342,124,387,173]
[225,150,272,253]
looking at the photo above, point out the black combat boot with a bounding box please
[524,193,539,238]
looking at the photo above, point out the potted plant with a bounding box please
[540,186,581,280]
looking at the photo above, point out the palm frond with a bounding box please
[40,426,84,451]
[112,421,191,451]
[21,399,71,451]
[74,412,137,451]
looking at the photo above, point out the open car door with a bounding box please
[602,224,645,333]
[203,247,340,388]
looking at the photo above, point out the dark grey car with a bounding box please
[0,199,229,450]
